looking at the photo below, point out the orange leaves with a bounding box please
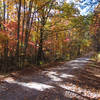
[0,31,9,42]
[3,21,18,32]
[33,0,49,6]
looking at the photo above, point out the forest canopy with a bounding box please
[0,0,99,72]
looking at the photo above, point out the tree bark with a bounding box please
[16,0,21,67]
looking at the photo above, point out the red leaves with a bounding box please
[64,38,70,42]
[28,42,35,46]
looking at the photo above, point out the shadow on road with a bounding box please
[0,57,100,100]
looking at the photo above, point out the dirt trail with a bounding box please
[0,57,100,100]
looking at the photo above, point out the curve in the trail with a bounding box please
[0,57,99,100]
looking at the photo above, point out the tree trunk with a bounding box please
[37,27,44,64]
[16,0,21,67]
[24,1,33,56]
[3,0,6,24]
[21,0,25,48]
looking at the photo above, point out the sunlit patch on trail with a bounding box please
[4,77,15,83]
[68,59,89,64]
[46,71,63,81]
[4,77,54,91]
[60,74,74,78]
[59,83,100,99]
[72,66,80,69]
[94,74,100,78]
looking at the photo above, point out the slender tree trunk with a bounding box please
[37,3,54,64]
[24,1,33,63]
[16,0,21,68]
[7,0,9,23]
[3,0,6,24]
[20,0,26,67]
[37,26,44,64]
[37,16,46,64]
[4,40,8,72]
[21,0,25,48]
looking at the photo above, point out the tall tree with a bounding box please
[16,0,21,67]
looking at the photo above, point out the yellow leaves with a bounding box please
[13,0,49,7]
[33,0,50,7]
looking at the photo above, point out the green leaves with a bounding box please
[58,2,79,19]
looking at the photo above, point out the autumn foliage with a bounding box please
[0,0,92,72]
